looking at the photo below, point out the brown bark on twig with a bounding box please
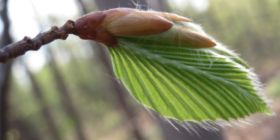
[0,20,75,63]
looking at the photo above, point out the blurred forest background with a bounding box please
[0,0,280,140]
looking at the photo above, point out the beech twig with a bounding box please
[0,20,76,63]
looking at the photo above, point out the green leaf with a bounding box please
[108,22,272,122]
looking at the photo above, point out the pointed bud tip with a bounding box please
[205,40,217,48]
[182,18,191,22]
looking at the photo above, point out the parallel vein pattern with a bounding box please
[108,24,272,122]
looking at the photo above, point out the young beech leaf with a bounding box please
[73,8,272,123]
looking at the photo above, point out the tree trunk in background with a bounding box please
[23,63,61,140]
[28,3,87,140]
[0,0,13,139]
[9,120,41,140]
[47,48,87,140]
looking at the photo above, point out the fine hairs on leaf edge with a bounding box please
[107,18,274,133]
[145,106,274,134]
[185,21,273,111]
[108,49,274,135]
